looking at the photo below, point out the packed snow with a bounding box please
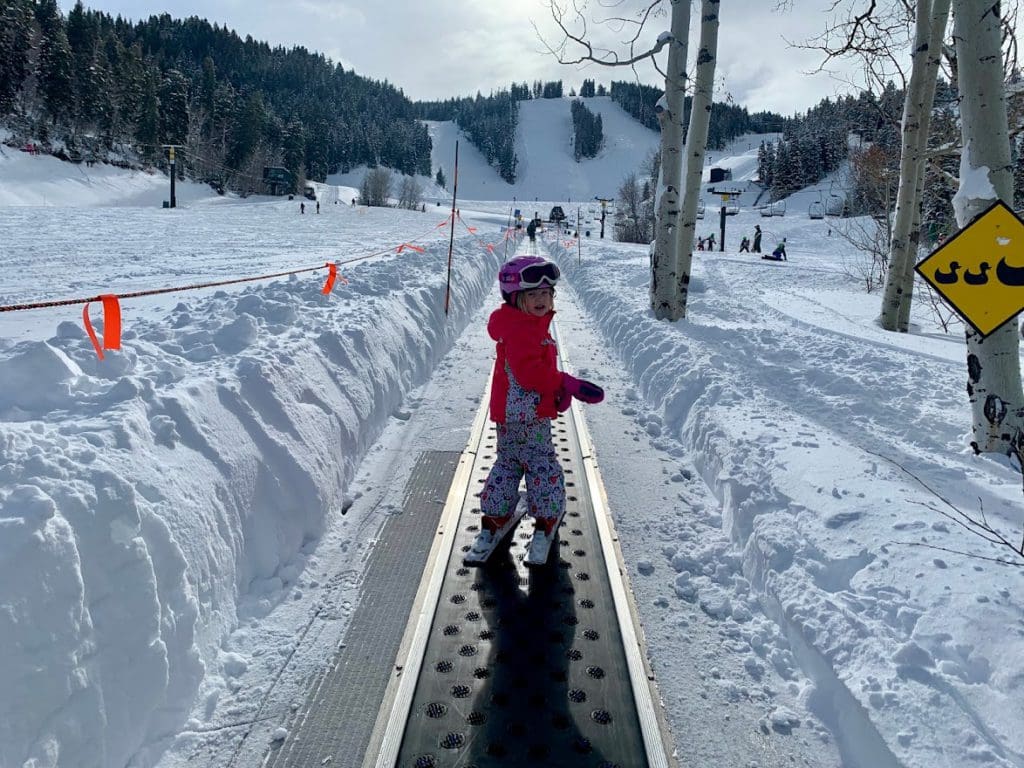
[1,108,1022,768]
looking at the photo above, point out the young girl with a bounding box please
[471,255,603,564]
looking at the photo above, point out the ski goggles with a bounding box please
[518,262,561,289]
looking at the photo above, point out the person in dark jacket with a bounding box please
[773,238,787,259]
[752,224,762,253]
[763,238,788,261]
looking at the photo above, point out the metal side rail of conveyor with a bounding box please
[362,357,678,767]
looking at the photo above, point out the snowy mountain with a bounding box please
[332,96,663,204]
[1,129,1022,768]
[331,95,785,220]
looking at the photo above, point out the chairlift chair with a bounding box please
[725,202,740,216]
[696,199,705,219]
[826,194,844,217]
[759,204,773,217]
[808,201,825,219]
[772,200,786,216]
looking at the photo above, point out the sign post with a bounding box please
[915,200,1024,337]
[595,196,613,239]
[162,145,183,208]
[719,193,728,251]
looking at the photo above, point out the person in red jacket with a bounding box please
[477,255,603,562]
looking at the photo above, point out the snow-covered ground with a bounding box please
[1,129,1023,768]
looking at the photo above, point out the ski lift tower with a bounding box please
[594,196,614,239]
[708,186,742,251]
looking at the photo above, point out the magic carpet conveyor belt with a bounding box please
[362,368,677,768]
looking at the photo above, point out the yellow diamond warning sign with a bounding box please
[915,200,1024,337]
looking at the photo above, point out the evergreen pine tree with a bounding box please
[135,67,160,158]
[66,0,100,131]
[158,69,189,146]
[282,119,306,185]
[0,0,35,111]
[227,91,264,168]
[35,0,75,129]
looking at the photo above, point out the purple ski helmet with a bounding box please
[498,256,560,302]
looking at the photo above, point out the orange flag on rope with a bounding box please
[83,294,122,360]
[397,243,425,253]
[322,262,338,294]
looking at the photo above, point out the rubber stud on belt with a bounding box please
[440,732,464,749]
[592,709,613,725]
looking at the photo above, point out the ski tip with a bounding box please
[523,553,552,568]
[463,551,489,566]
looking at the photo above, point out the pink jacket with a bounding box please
[487,305,562,423]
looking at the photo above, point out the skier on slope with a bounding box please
[469,256,603,564]
[763,238,788,261]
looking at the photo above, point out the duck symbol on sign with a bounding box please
[933,261,960,284]
[963,262,990,285]
[996,257,1024,286]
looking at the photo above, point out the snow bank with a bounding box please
[0,144,225,207]
[0,235,503,767]
[550,236,1024,768]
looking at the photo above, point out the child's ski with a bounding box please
[463,508,528,565]
[523,513,565,568]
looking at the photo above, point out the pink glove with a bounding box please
[562,373,604,404]
[555,387,572,412]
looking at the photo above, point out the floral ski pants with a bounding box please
[480,420,565,523]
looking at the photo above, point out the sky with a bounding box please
[60,0,891,115]
[3,110,1024,768]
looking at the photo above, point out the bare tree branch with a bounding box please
[537,0,671,68]
[865,447,1024,564]
[785,0,915,93]
[901,541,1023,566]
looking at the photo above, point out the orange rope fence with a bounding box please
[0,215,491,359]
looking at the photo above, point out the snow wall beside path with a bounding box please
[549,240,1024,768]
[0,237,504,768]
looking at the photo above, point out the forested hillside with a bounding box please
[753,82,997,240]
[0,0,431,194]
[417,90,519,183]
[608,80,787,150]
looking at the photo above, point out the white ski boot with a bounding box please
[464,509,527,565]
[524,515,563,567]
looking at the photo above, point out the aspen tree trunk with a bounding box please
[897,137,933,330]
[897,1,950,333]
[673,0,719,320]
[650,0,690,320]
[953,0,1024,461]
[900,156,929,328]
[895,0,950,332]
[879,0,950,331]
